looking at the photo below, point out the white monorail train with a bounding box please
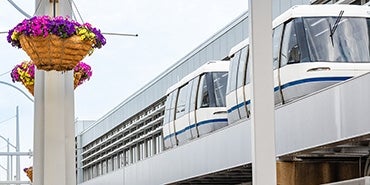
[163,4,370,147]
[227,4,370,123]
[163,61,229,149]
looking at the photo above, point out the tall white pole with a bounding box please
[249,0,277,185]
[33,0,75,185]
[6,139,10,182]
[15,106,20,181]
[10,155,13,181]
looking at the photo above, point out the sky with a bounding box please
[0,0,248,181]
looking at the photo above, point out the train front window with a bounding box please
[303,17,370,62]
[197,74,209,108]
[281,20,300,66]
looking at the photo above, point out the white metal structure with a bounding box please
[227,4,370,124]
[81,72,370,185]
[163,60,229,149]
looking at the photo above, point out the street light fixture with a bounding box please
[0,81,34,102]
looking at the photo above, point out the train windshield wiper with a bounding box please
[329,10,344,46]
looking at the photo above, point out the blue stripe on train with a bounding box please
[279,76,351,90]
[227,76,352,114]
[163,118,228,141]
[227,100,250,113]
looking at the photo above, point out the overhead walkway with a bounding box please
[80,72,370,185]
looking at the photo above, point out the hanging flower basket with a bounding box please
[7,16,106,71]
[11,61,92,95]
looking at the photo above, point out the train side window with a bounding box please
[237,47,248,88]
[169,90,178,121]
[281,20,300,66]
[189,77,199,112]
[197,74,210,108]
[185,80,194,113]
[213,72,228,107]
[175,83,189,119]
[226,50,241,94]
[273,25,283,69]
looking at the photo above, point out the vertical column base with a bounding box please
[33,70,76,185]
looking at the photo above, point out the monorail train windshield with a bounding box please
[284,17,370,64]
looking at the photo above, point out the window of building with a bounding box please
[139,142,145,160]
[146,139,153,157]
[113,155,118,170]
[107,158,113,172]
[125,149,130,165]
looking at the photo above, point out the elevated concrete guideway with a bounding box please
[80,72,370,185]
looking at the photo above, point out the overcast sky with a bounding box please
[0,0,248,180]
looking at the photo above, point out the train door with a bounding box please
[173,82,193,145]
[163,92,175,149]
[226,50,242,123]
[196,72,228,136]
[279,19,306,103]
[236,47,249,119]
[188,77,200,138]
[169,90,179,146]
[163,89,178,148]
[243,48,251,115]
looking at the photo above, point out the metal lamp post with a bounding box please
[0,136,15,182]
[0,81,34,103]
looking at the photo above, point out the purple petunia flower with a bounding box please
[74,61,93,85]
[7,16,106,50]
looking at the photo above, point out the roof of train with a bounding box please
[166,60,230,94]
[273,4,370,27]
[229,5,370,57]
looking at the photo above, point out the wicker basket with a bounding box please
[24,84,34,96]
[19,35,92,71]
[74,72,82,89]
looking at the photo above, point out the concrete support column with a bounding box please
[249,0,276,184]
[33,0,75,185]
[76,134,83,184]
